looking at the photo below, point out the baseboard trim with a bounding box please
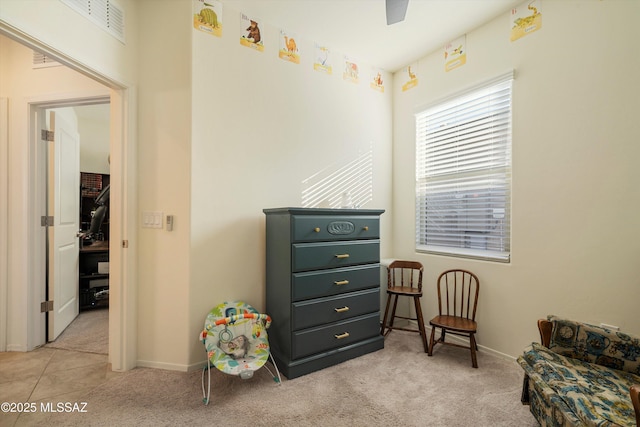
[132,324,518,372]
[136,359,192,372]
[188,361,207,372]
[6,344,27,352]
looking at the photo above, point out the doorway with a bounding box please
[30,97,110,347]
[42,103,111,350]
[0,29,137,371]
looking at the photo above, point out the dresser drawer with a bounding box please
[292,240,380,272]
[292,288,380,330]
[292,264,379,301]
[292,312,381,359]
[292,215,380,242]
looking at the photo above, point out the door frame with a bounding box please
[0,98,8,354]
[0,24,138,371]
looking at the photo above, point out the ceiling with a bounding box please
[227,0,523,72]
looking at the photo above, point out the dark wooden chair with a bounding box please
[428,269,480,367]
[380,260,428,353]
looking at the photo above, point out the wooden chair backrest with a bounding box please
[436,269,479,320]
[387,260,423,291]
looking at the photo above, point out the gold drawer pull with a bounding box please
[334,280,349,286]
[313,227,320,233]
[334,306,350,313]
[363,226,369,231]
[334,332,350,339]
[335,253,350,259]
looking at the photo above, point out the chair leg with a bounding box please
[413,296,428,353]
[470,333,478,368]
[428,326,436,356]
[389,294,399,329]
[381,293,392,336]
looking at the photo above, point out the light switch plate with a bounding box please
[142,211,163,229]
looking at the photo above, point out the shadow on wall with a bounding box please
[301,145,373,209]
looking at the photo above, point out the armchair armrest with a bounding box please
[632,384,640,426]
[521,319,553,405]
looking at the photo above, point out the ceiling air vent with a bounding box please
[33,51,61,69]
[59,0,125,44]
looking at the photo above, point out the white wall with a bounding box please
[135,0,192,369]
[0,0,138,86]
[189,5,394,366]
[77,105,111,174]
[135,0,394,369]
[392,0,640,358]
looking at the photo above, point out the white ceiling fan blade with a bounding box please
[386,0,409,25]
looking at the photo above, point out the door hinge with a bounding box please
[122,239,129,248]
[41,216,54,226]
[41,129,54,141]
[40,300,54,313]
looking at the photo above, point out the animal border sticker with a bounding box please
[444,35,466,72]
[279,29,300,64]
[193,0,222,37]
[370,68,385,93]
[314,44,332,75]
[343,56,359,84]
[510,0,542,42]
[240,13,264,52]
[401,63,418,92]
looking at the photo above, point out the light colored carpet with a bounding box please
[46,308,108,355]
[42,330,538,426]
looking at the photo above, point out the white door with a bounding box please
[48,111,80,340]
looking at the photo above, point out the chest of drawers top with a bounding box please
[263,207,385,243]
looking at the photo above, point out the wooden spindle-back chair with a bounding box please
[428,269,480,367]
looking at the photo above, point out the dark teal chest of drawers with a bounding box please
[263,207,385,379]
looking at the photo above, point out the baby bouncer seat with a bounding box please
[200,300,281,404]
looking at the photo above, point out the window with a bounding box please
[415,72,513,262]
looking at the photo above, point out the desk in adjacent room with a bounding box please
[79,240,109,310]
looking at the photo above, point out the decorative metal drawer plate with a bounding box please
[327,221,354,235]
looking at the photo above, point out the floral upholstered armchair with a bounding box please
[518,315,640,427]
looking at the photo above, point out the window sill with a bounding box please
[416,245,510,263]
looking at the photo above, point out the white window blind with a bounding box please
[415,72,513,262]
